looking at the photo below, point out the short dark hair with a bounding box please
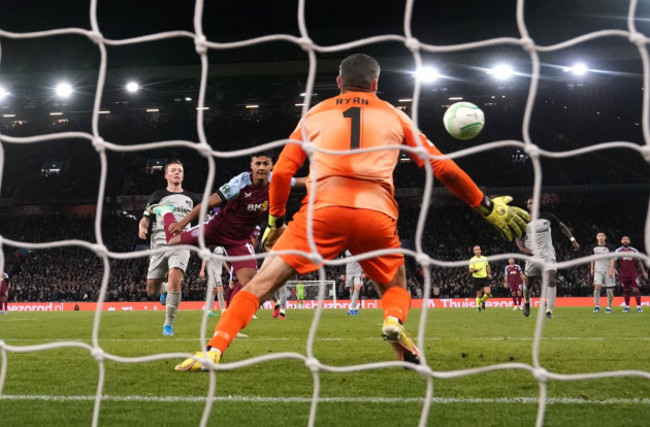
[164,159,183,173]
[339,53,380,92]
[251,151,275,161]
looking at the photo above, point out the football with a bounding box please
[443,101,485,140]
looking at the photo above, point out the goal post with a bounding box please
[285,279,337,306]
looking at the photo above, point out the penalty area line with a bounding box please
[1,395,649,405]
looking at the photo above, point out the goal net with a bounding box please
[0,1,649,427]
[284,280,337,307]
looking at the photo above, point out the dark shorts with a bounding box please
[620,276,639,290]
[472,277,490,291]
[509,282,522,294]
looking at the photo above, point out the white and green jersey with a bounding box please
[143,189,202,249]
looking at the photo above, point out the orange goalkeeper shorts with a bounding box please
[272,205,404,284]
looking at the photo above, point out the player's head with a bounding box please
[473,245,481,256]
[526,197,535,212]
[596,232,606,244]
[337,53,380,93]
[508,258,515,265]
[164,160,184,185]
[250,151,274,182]
[621,235,631,247]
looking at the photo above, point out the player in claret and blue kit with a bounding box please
[615,235,648,313]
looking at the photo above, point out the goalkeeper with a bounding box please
[175,53,530,371]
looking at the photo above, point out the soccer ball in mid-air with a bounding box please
[443,101,485,140]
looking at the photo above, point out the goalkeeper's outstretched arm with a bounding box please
[406,136,530,242]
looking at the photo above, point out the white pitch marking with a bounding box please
[0,395,649,405]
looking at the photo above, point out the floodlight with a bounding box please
[0,87,8,100]
[562,63,588,76]
[489,64,513,80]
[55,83,73,98]
[126,82,140,93]
[571,63,588,76]
[415,67,440,83]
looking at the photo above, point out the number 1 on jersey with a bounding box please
[343,107,360,149]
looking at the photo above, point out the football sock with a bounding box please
[606,288,614,308]
[623,289,631,306]
[279,285,287,311]
[481,293,490,302]
[633,289,641,306]
[511,294,517,305]
[162,213,176,243]
[164,292,181,327]
[228,283,243,306]
[593,288,600,307]
[546,286,557,312]
[208,290,259,354]
[350,288,360,310]
[523,284,531,303]
[217,288,226,311]
[476,297,481,308]
[206,291,215,311]
[382,286,411,324]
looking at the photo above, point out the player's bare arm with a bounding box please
[168,192,222,236]
[637,259,648,279]
[558,221,580,251]
[138,216,150,239]
[199,260,206,279]
[292,176,308,187]
[516,237,533,255]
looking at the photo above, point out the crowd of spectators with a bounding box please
[1,193,648,303]
[1,98,649,303]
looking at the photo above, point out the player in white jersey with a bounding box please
[345,250,364,316]
[199,246,231,316]
[139,160,201,336]
[516,198,580,319]
[590,232,616,314]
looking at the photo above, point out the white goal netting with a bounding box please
[0,1,649,427]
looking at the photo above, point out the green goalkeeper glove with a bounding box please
[474,196,530,242]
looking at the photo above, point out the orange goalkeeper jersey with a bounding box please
[270,91,484,219]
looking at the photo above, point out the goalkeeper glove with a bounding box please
[261,214,287,252]
[267,214,285,228]
[474,196,530,242]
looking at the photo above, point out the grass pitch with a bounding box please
[0,306,649,426]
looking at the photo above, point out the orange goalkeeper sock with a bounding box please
[208,290,259,354]
[382,286,412,324]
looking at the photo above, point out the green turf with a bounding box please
[0,307,648,426]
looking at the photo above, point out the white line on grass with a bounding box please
[3,336,648,343]
[1,395,649,405]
